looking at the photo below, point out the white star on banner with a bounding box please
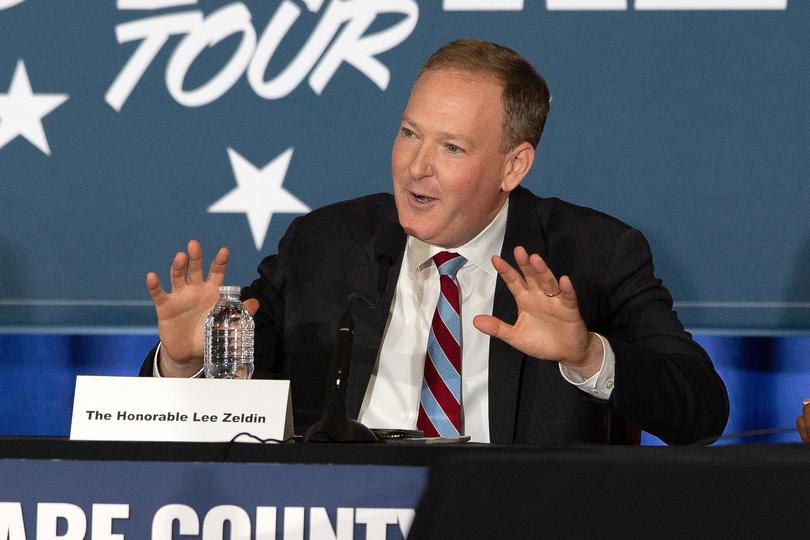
[208,147,310,251]
[0,60,69,156]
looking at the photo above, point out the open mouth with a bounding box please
[412,192,437,203]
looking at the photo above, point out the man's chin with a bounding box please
[400,224,461,248]
[398,221,435,244]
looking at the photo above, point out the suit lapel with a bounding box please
[488,187,548,443]
[343,218,407,419]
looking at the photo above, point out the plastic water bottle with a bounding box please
[204,286,255,379]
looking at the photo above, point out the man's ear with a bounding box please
[500,142,535,193]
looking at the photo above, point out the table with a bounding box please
[2,438,809,539]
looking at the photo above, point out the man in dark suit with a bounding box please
[141,39,728,445]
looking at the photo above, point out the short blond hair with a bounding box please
[419,39,551,152]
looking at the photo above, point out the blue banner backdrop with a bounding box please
[0,1,807,332]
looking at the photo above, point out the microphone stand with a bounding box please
[303,301,378,442]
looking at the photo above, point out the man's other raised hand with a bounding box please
[473,246,603,379]
[145,240,258,377]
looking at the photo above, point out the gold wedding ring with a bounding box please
[544,289,562,297]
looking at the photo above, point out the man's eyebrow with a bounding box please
[400,115,475,146]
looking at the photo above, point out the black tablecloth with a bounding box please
[3,438,809,538]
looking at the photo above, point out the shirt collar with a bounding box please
[405,199,509,276]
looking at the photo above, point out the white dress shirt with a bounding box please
[357,200,615,442]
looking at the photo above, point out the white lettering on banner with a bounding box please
[442,0,788,8]
[90,504,129,540]
[36,503,86,540]
[105,12,203,111]
[284,507,305,540]
[106,0,419,111]
[0,503,26,540]
[309,507,354,540]
[443,0,524,11]
[1,503,416,539]
[355,508,414,540]
[152,504,200,539]
[0,0,26,10]
[255,507,278,540]
[355,509,397,539]
[546,0,627,9]
[246,1,304,99]
[155,505,415,539]
[202,505,252,539]
[308,0,418,96]
[254,507,308,540]
[118,0,197,9]
[166,3,257,107]
[635,0,787,8]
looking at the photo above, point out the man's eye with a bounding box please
[446,143,463,154]
[400,127,414,137]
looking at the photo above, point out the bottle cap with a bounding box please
[219,286,241,296]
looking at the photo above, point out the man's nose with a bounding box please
[408,143,435,179]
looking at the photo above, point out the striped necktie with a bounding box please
[417,251,466,438]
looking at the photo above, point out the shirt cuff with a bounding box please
[153,342,204,378]
[558,333,615,400]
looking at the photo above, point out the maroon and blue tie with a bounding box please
[417,251,466,437]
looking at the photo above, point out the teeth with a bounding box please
[415,194,432,202]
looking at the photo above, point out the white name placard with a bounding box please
[70,376,293,443]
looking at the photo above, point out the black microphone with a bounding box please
[372,221,401,301]
[303,224,402,443]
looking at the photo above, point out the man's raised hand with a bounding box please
[473,246,603,379]
[146,240,256,377]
